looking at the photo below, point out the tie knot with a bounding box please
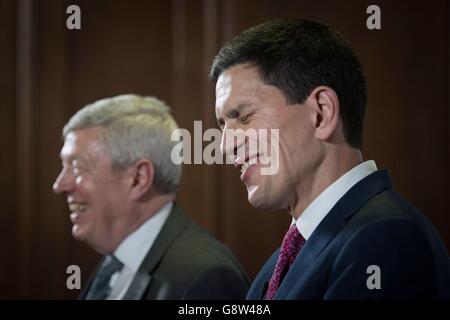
[85,255,123,300]
[99,255,123,279]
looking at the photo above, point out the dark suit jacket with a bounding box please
[247,170,450,299]
[80,204,250,299]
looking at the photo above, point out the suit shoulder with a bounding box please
[152,219,249,299]
[174,221,244,267]
[329,192,450,298]
[341,215,431,254]
[339,190,436,259]
[345,190,442,241]
[157,218,248,279]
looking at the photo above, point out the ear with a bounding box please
[127,159,154,200]
[310,86,340,141]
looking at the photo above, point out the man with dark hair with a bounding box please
[211,19,450,299]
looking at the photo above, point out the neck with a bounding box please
[130,193,175,231]
[102,193,175,254]
[289,146,363,220]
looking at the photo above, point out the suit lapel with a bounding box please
[246,249,279,299]
[275,207,346,299]
[122,271,152,300]
[123,203,189,299]
[275,170,393,299]
[249,212,347,300]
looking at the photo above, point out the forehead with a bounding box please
[60,126,106,160]
[215,64,263,111]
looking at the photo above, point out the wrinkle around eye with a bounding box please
[240,115,250,123]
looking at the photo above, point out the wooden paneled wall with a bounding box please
[0,0,448,298]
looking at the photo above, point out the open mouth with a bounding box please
[68,203,87,213]
[235,153,261,179]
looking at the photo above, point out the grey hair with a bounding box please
[63,94,182,194]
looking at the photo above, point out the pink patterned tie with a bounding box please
[265,224,305,300]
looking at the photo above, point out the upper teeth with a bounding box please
[69,204,87,212]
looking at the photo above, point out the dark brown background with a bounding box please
[0,0,448,299]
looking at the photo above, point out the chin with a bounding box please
[71,224,87,241]
[247,187,271,210]
[247,183,284,211]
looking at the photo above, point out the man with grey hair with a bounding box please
[53,94,249,299]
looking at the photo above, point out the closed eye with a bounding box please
[240,114,251,124]
[72,159,88,175]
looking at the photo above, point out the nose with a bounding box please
[220,127,246,163]
[220,129,234,158]
[52,167,74,194]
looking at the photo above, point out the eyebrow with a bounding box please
[217,103,252,127]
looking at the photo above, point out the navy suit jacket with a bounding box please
[247,170,450,299]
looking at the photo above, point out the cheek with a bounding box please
[74,176,88,195]
[74,176,98,202]
[275,134,310,184]
[286,119,315,155]
[101,182,127,210]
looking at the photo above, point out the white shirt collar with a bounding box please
[114,202,173,273]
[295,160,377,240]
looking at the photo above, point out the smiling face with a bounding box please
[215,64,323,212]
[53,126,131,253]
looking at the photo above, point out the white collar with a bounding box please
[295,160,377,240]
[114,202,173,272]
